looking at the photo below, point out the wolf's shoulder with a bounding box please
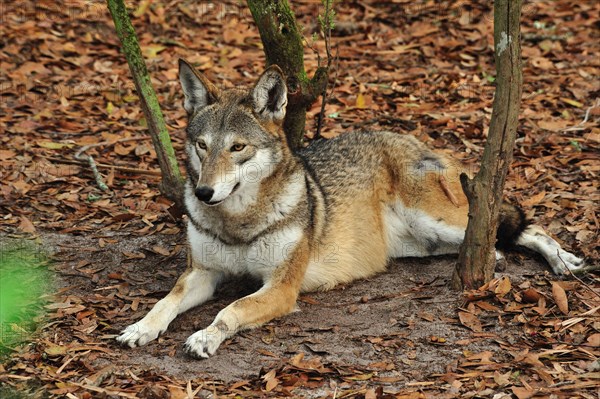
[298,131,426,171]
[296,131,427,196]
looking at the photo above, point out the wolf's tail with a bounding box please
[496,203,529,250]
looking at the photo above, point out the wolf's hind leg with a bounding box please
[116,267,222,348]
[516,225,585,274]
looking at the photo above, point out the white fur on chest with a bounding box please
[384,202,464,258]
[187,222,303,281]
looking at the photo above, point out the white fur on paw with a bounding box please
[550,249,585,275]
[116,322,162,348]
[184,326,226,359]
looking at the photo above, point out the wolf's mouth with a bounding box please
[202,183,240,206]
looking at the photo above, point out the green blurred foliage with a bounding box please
[0,240,52,356]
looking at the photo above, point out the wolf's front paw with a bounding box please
[184,326,226,358]
[116,322,163,348]
[550,249,585,275]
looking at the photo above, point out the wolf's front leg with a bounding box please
[117,266,222,347]
[184,239,309,358]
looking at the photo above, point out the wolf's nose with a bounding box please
[195,186,214,202]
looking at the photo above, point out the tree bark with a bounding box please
[106,0,185,212]
[247,0,328,149]
[452,0,523,290]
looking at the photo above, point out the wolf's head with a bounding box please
[179,59,290,208]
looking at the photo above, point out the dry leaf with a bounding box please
[365,388,377,399]
[495,276,511,297]
[551,282,569,315]
[458,311,482,332]
[356,93,366,109]
[511,386,535,399]
[521,288,542,303]
[587,333,600,347]
[18,216,36,233]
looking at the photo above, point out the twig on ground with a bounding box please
[40,156,162,177]
[75,147,109,192]
[72,136,157,190]
[562,98,600,132]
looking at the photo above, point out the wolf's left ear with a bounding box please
[179,58,219,115]
[252,65,287,122]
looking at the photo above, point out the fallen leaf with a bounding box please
[44,344,68,356]
[561,98,583,108]
[511,386,534,399]
[587,333,600,347]
[18,216,36,233]
[356,93,366,109]
[494,276,511,297]
[551,282,569,315]
[521,288,542,303]
[36,141,74,149]
[458,311,482,332]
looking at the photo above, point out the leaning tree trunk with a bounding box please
[106,0,185,212]
[247,0,328,149]
[452,0,523,290]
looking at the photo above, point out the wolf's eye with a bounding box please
[230,143,246,152]
[196,141,207,151]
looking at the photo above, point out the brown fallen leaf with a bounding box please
[44,344,68,357]
[511,386,535,399]
[107,272,124,280]
[551,281,569,315]
[168,386,187,399]
[587,333,600,347]
[151,245,171,256]
[495,276,511,297]
[365,388,377,399]
[458,311,482,332]
[521,191,546,207]
[263,369,279,392]
[521,288,542,303]
[122,251,146,259]
[18,215,36,233]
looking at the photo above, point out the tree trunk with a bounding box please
[247,0,328,149]
[106,0,185,212]
[452,0,523,290]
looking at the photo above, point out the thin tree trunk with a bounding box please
[452,0,523,290]
[106,0,185,212]
[247,0,328,149]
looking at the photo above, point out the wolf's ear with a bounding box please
[252,65,287,122]
[179,58,219,115]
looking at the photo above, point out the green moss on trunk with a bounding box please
[248,0,328,149]
[106,0,185,210]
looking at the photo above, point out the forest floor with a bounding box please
[1,1,599,398]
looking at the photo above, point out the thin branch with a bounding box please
[40,156,162,177]
[71,137,153,191]
[562,98,600,132]
[315,0,335,140]
[74,147,109,192]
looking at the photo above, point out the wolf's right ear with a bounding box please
[179,59,219,115]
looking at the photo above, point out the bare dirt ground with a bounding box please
[12,228,592,398]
